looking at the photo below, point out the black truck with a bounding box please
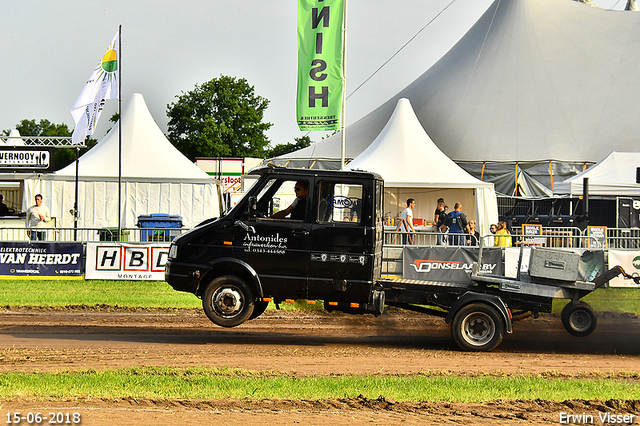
[165,166,638,352]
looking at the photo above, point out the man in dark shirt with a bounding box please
[270,181,308,220]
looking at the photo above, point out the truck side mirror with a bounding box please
[247,196,258,218]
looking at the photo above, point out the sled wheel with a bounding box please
[561,301,597,337]
[202,275,254,327]
[451,303,505,352]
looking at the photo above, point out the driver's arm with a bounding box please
[270,204,293,219]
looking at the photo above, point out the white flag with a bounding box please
[71,31,119,145]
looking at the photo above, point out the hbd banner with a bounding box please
[403,247,503,283]
[86,242,169,280]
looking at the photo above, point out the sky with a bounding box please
[1,0,627,148]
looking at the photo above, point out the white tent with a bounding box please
[554,152,640,197]
[23,93,221,229]
[349,98,498,235]
[276,0,640,195]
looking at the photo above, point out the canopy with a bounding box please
[23,93,221,229]
[348,98,498,235]
[275,0,640,195]
[554,152,640,197]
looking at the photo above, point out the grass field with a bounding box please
[1,367,639,402]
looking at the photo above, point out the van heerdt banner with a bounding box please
[0,242,84,277]
[403,247,504,283]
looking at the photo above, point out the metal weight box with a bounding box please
[528,247,580,282]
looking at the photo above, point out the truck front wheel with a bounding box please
[202,275,255,327]
[451,303,505,352]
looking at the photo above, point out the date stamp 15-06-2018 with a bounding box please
[5,412,82,425]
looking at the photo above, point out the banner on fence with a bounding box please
[608,250,640,287]
[403,247,503,282]
[86,242,169,280]
[0,242,84,279]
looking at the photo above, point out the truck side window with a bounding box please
[317,182,363,224]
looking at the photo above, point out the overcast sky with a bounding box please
[2,0,625,148]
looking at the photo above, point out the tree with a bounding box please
[265,135,312,158]
[4,119,97,170]
[166,76,273,161]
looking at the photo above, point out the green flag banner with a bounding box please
[297,0,344,131]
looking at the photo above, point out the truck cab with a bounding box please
[165,166,385,327]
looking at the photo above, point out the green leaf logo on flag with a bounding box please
[101,48,118,73]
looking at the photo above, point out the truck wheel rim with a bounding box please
[569,310,592,333]
[462,312,495,346]
[212,287,243,317]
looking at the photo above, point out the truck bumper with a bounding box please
[164,260,201,294]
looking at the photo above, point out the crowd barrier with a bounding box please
[0,227,188,243]
[384,227,640,249]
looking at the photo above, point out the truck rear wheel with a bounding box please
[451,303,505,352]
[561,301,597,337]
[202,275,255,327]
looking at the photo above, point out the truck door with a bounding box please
[308,180,375,302]
[234,177,311,299]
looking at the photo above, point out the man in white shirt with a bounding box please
[400,198,415,244]
[25,194,51,241]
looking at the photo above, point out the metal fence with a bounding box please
[2,225,638,248]
[0,227,188,243]
[384,227,640,250]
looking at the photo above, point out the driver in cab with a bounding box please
[270,181,308,220]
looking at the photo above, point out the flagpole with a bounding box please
[74,147,79,241]
[117,24,122,241]
[340,0,347,171]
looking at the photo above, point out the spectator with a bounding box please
[25,194,51,241]
[400,198,416,244]
[494,221,512,247]
[446,202,470,245]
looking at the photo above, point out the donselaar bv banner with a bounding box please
[0,243,84,278]
[71,30,119,145]
[297,0,344,131]
[403,247,504,283]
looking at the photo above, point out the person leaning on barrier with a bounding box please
[467,219,480,246]
[494,221,512,247]
[25,194,51,241]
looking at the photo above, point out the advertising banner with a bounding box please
[86,242,169,280]
[403,247,503,283]
[297,0,344,131]
[0,242,83,278]
[608,250,640,287]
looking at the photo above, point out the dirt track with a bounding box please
[1,307,640,425]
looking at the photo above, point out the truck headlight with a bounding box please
[169,244,178,259]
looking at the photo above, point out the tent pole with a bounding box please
[117,24,122,241]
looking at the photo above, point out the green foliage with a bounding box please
[166,75,273,161]
[4,119,97,170]
[265,135,312,158]
[0,367,638,401]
